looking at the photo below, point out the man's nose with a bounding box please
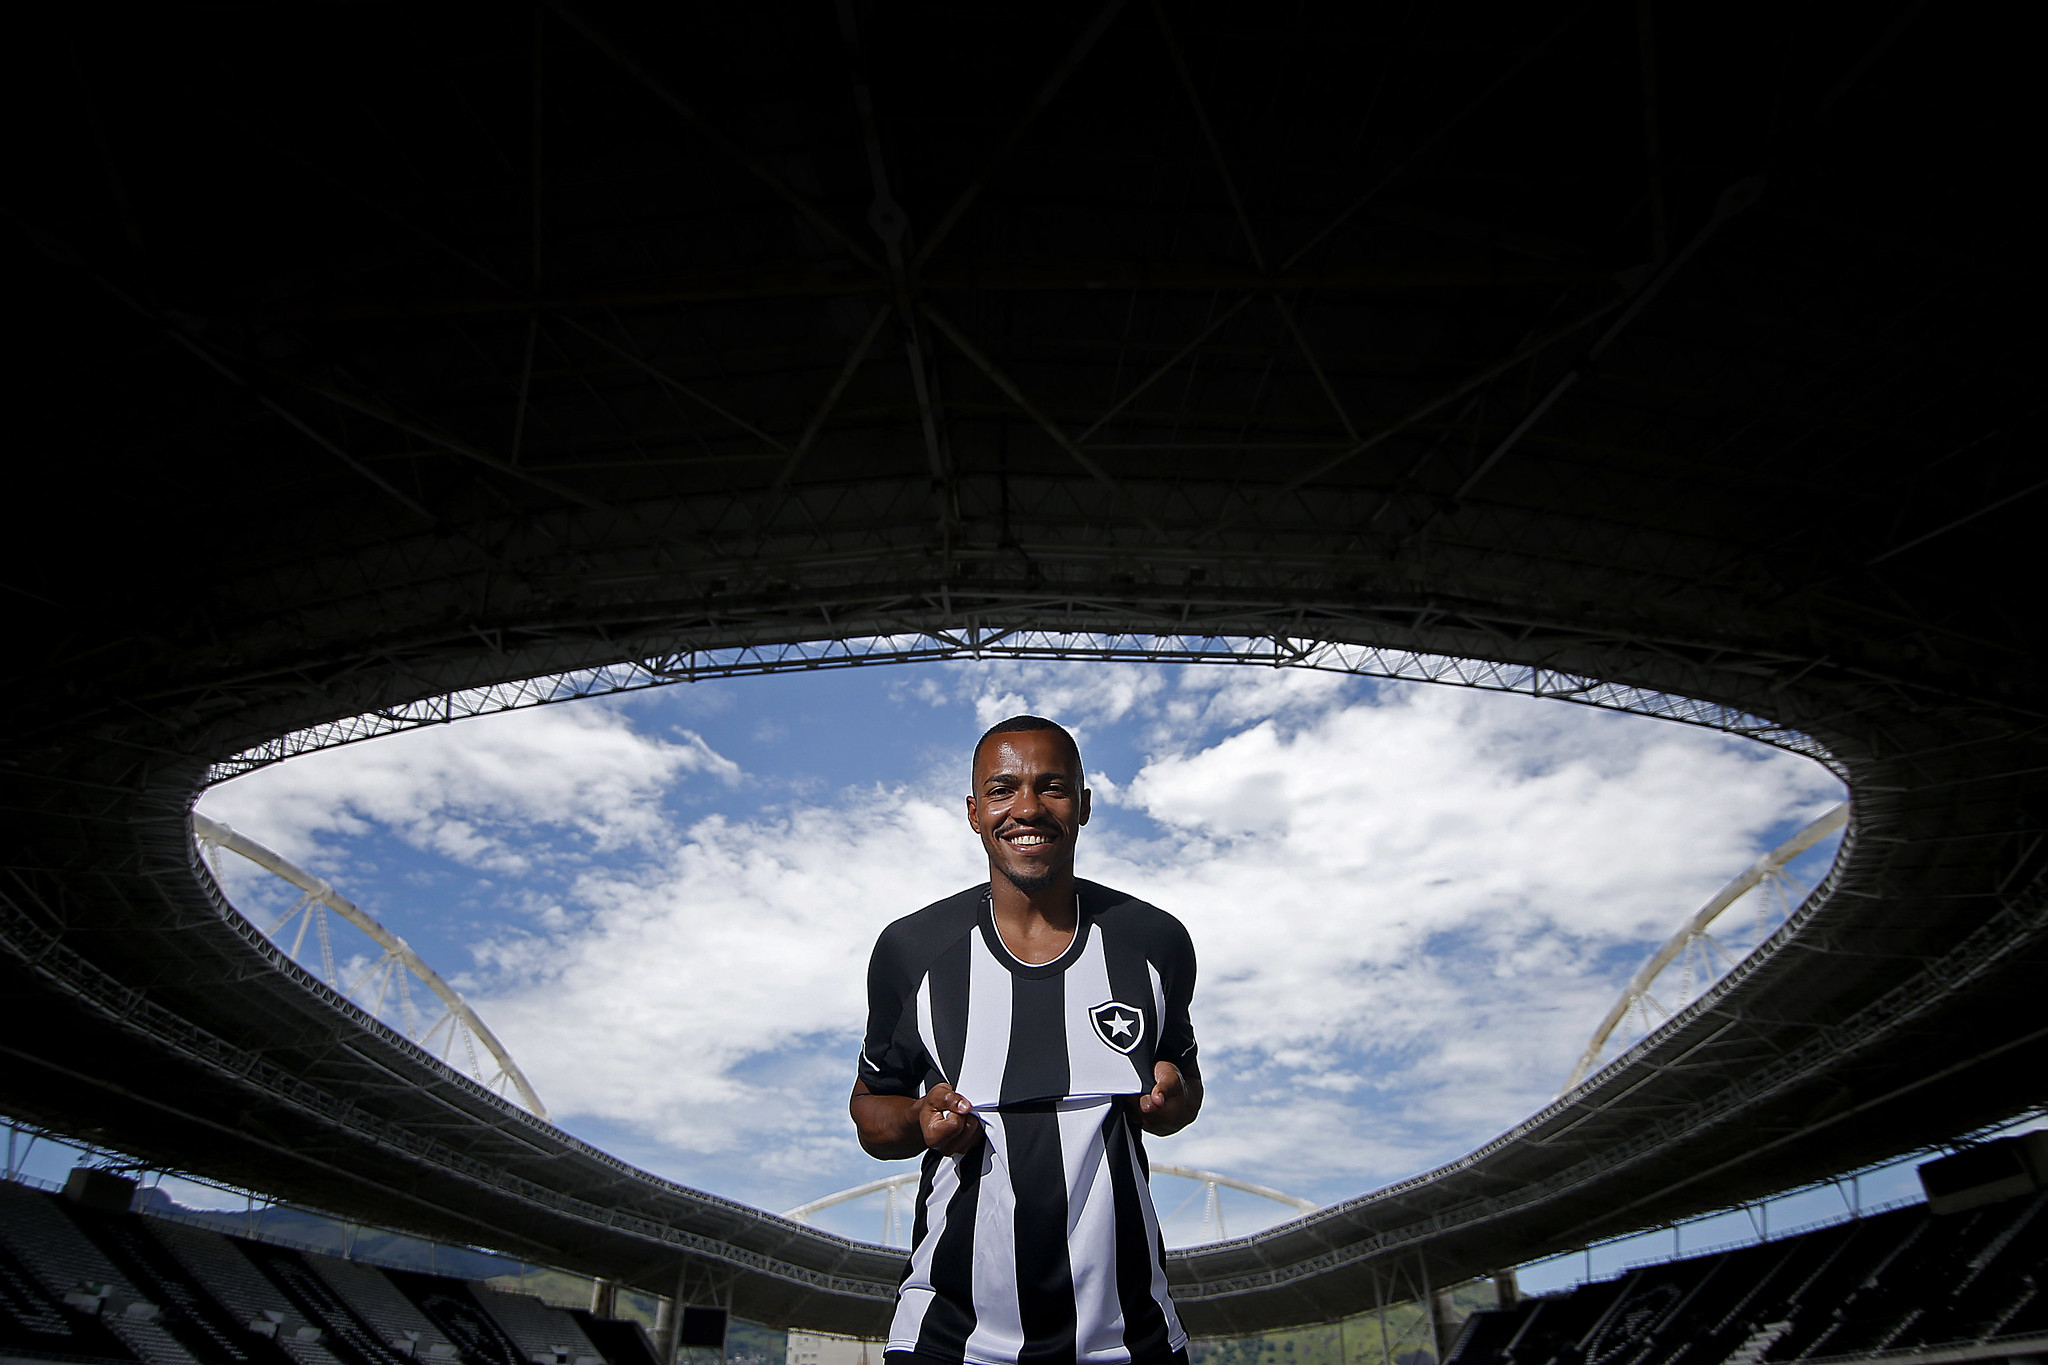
[1011,785,1044,820]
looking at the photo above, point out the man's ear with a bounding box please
[965,794,982,834]
[1079,787,1092,827]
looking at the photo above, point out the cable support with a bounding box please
[207,632,1840,784]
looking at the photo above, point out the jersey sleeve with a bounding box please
[856,926,929,1097]
[1156,916,1199,1076]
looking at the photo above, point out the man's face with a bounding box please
[966,730,1091,893]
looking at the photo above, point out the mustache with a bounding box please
[996,819,1062,836]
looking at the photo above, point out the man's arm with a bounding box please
[1140,914,1203,1136]
[1136,1060,1202,1136]
[851,1079,983,1159]
[855,921,977,1158]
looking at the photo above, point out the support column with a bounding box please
[1430,1290,1462,1363]
[654,1289,676,1365]
[590,1278,618,1320]
[1372,1266,1393,1365]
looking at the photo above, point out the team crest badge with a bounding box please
[1088,1000,1145,1055]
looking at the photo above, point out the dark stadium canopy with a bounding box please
[4,0,2044,1337]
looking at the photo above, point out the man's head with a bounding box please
[966,716,1090,894]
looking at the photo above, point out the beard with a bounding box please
[996,858,1059,894]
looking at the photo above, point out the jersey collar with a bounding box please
[977,887,1091,978]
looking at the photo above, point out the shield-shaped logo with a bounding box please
[1088,999,1145,1055]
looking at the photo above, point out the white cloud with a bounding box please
[968,665,1171,735]
[199,664,1844,1222]
[944,657,1352,758]
[1094,680,1840,1196]
[198,702,734,876]
[466,670,1839,1210]
[925,658,1177,769]
[475,792,986,1170]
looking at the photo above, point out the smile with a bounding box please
[1006,833,1052,847]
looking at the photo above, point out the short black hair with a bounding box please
[973,714,1083,776]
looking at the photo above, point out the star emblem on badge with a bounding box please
[1088,999,1146,1054]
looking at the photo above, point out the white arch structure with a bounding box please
[191,812,549,1120]
[1562,800,1851,1092]
[783,1164,1318,1247]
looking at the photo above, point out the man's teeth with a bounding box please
[1011,834,1050,846]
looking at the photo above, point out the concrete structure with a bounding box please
[2,0,2042,1339]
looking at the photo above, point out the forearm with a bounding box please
[850,1087,926,1159]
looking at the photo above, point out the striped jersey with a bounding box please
[858,879,1199,1365]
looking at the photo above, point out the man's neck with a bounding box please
[989,870,1078,965]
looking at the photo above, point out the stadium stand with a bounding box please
[0,1225,136,1364]
[469,1287,604,1365]
[234,1236,434,1365]
[0,1179,661,1365]
[0,1178,204,1365]
[5,0,2045,1338]
[310,1254,461,1361]
[75,1210,307,1365]
[1451,1194,2048,1365]
[382,1271,537,1365]
[142,1219,345,1365]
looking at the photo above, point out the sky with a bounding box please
[191,657,1847,1250]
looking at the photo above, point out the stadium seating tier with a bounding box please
[1452,1197,2048,1365]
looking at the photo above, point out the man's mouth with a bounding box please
[1004,830,1053,848]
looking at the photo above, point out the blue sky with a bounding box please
[194,658,1846,1250]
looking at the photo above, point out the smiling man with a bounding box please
[851,715,1202,1365]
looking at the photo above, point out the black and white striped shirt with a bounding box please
[859,880,1199,1365]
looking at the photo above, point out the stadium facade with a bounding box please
[3,0,2043,1357]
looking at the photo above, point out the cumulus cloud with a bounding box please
[1082,682,1841,1197]
[199,701,734,876]
[468,670,1840,1213]
[476,794,986,1171]
[197,663,1844,1226]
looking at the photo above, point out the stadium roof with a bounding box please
[3,0,2043,1336]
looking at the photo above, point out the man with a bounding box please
[851,715,1202,1365]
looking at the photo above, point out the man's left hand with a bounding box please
[1136,1060,1201,1136]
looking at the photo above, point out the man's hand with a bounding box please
[1136,1060,1202,1136]
[850,1079,983,1159]
[917,1083,982,1156]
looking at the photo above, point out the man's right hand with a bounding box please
[850,1079,982,1159]
[917,1083,982,1156]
